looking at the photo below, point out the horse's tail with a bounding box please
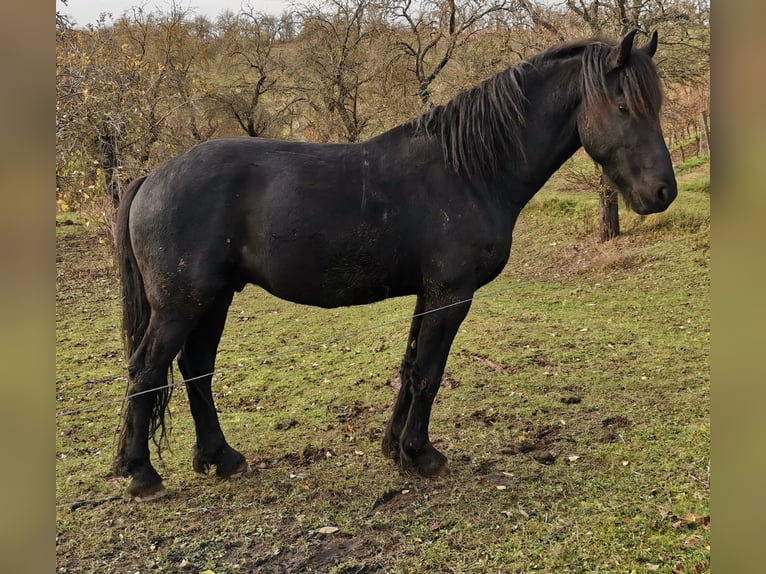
[113,175,173,474]
[115,175,149,361]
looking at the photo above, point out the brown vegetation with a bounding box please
[56,0,709,235]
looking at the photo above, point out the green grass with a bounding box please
[679,178,710,194]
[674,156,709,175]
[56,161,710,573]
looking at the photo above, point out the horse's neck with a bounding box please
[501,59,583,203]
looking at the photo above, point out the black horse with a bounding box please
[113,31,676,501]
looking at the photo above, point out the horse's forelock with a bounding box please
[582,40,664,124]
[620,54,664,123]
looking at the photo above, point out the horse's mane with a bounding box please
[411,36,663,179]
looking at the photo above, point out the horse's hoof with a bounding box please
[214,448,249,479]
[194,443,248,478]
[414,456,450,478]
[402,443,449,478]
[421,459,450,478]
[131,483,167,502]
[125,464,166,502]
[225,461,251,479]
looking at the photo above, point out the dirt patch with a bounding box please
[470,408,500,427]
[251,535,380,574]
[501,423,564,465]
[600,415,631,443]
[275,419,299,431]
[560,385,585,405]
[464,352,516,375]
[371,486,416,512]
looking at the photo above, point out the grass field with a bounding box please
[56,158,710,573]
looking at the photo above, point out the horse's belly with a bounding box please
[241,234,416,309]
[265,264,404,308]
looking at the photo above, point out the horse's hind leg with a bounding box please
[177,290,248,479]
[114,314,192,501]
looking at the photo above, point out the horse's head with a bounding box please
[577,31,677,215]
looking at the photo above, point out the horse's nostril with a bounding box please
[657,185,669,204]
[656,182,678,206]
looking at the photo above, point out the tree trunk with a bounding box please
[98,124,121,207]
[598,173,620,242]
[699,110,710,156]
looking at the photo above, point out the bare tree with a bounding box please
[294,0,391,142]
[56,2,217,205]
[392,0,511,107]
[205,7,287,137]
[56,13,136,205]
[518,0,565,42]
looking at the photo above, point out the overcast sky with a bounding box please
[57,0,294,27]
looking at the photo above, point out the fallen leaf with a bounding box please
[646,564,660,571]
[567,455,580,462]
[495,485,507,490]
[672,513,710,529]
[317,526,340,535]
[682,513,710,526]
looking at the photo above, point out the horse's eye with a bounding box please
[618,104,629,114]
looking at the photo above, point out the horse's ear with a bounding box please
[641,30,658,58]
[608,29,638,70]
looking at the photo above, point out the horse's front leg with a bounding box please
[393,295,472,478]
[382,296,424,462]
